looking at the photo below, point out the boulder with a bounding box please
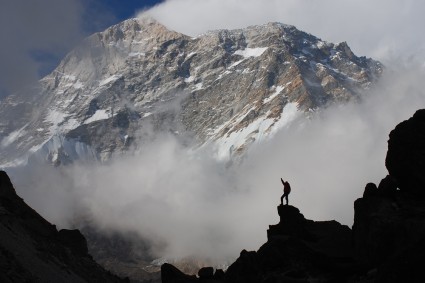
[363,182,379,198]
[198,266,214,280]
[161,263,197,283]
[386,109,425,194]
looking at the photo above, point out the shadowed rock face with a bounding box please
[224,205,356,283]
[353,109,425,283]
[386,109,425,194]
[0,171,126,283]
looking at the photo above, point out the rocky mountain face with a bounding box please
[0,171,127,283]
[161,109,425,283]
[0,16,382,167]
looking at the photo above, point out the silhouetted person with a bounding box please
[280,178,291,205]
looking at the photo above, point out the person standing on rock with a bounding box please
[280,178,291,205]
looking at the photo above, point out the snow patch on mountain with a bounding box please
[234,47,268,58]
[213,103,302,161]
[84,109,111,124]
[264,85,286,104]
[99,75,121,87]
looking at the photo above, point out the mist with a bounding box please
[10,60,425,262]
[6,0,425,264]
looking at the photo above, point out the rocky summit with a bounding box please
[0,16,382,167]
[161,109,425,283]
[0,171,127,283]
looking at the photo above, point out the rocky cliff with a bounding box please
[161,109,425,282]
[353,109,425,283]
[0,171,127,283]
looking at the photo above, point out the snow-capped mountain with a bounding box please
[0,16,382,167]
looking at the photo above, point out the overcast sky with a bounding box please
[5,0,425,263]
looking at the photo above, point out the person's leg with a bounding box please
[280,194,284,205]
[285,194,289,205]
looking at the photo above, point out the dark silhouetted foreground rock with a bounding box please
[0,171,127,283]
[161,263,197,283]
[353,109,425,283]
[225,205,358,283]
[386,109,425,194]
[162,205,361,283]
[162,109,425,283]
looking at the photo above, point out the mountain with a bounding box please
[0,16,382,167]
[0,170,127,282]
[161,109,425,283]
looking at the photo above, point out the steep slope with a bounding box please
[0,171,126,282]
[0,16,382,166]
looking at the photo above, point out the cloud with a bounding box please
[0,0,85,96]
[0,0,121,98]
[145,0,425,61]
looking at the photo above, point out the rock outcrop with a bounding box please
[161,205,361,283]
[385,109,425,194]
[353,109,425,283]
[0,171,127,283]
[224,205,359,283]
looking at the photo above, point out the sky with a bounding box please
[4,0,425,264]
[0,0,164,98]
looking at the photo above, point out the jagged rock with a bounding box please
[213,269,225,280]
[161,263,198,283]
[58,229,89,256]
[267,205,315,240]
[363,182,379,198]
[353,183,425,277]
[353,109,425,280]
[224,250,261,283]
[224,205,357,283]
[386,109,425,194]
[0,170,126,282]
[198,266,214,280]
[0,170,17,198]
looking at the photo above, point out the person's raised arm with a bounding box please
[281,178,285,185]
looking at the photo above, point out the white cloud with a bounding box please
[144,0,425,61]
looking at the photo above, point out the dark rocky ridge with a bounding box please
[162,109,425,282]
[0,171,127,283]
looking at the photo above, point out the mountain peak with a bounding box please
[0,18,382,167]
